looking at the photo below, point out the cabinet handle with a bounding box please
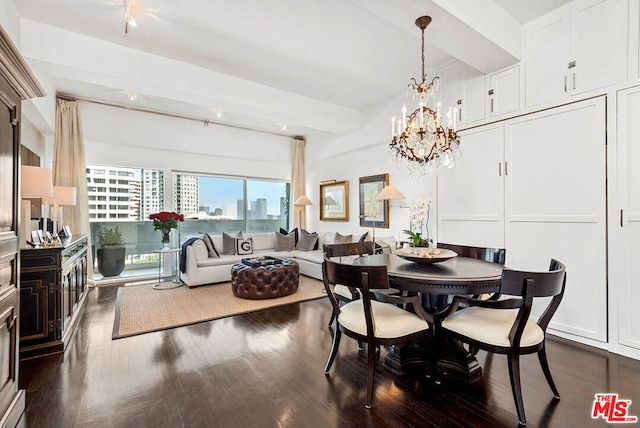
[572,72,576,90]
[564,76,568,92]
[459,108,462,122]
[498,162,502,176]
[621,209,624,227]
[504,161,508,176]
[490,98,494,113]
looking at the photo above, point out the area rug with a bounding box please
[112,276,326,339]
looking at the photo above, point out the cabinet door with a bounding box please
[488,65,520,117]
[616,86,640,352]
[525,9,571,107]
[571,0,628,94]
[504,97,606,342]
[437,123,504,248]
[438,62,485,125]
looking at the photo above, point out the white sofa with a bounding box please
[180,231,395,287]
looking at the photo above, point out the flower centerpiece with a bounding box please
[403,199,432,247]
[149,211,184,247]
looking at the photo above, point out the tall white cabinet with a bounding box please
[438,97,607,342]
[615,87,640,355]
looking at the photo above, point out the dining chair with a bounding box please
[437,242,506,265]
[324,242,399,327]
[322,256,432,408]
[438,259,566,426]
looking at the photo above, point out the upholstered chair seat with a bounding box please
[441,307,544,348]
[339,299,430,339]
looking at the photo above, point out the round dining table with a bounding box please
[354,252,504,382]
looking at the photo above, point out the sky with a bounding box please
[198,176,288,216]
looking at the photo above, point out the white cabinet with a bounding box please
[487,65,520,117]
[525,0,628,107]
[437,97,607,343]
[438,61,485,126]
[437,123,505,248]
[614,86,640,353]
[504,97,607,342]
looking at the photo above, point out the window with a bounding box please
[174,173,290,235]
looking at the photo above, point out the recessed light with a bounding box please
[127,90,137,101]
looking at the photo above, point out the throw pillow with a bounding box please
[275,231,296,251]
[334,232,353,244]
[202,233,220,258]
[296,229,318,251]
[279,227,298,244]
[358,231,370,243]
[222,231,243,255]
[192,239,209,263]
[236,237,253,255]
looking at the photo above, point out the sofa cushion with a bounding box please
[335,232,352,244]
[222,231,242,255]
[192,239,210,263]
[275,231,296,251]
[296,229,318,251]
[291,249,324,264]
[251,232,275,251]
[202,233,220,258]
[236,237,253,255]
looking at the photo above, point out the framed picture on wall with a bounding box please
[359,173,389,228]
[320,180,349,221]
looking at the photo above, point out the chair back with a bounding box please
[501,259,566,331]
[437,242,506,265]
[324,242,374,258]
[322,256,388,291]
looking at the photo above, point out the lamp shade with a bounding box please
[376,185,405,201]
[21,166,53,198]
[53,186,77,206]
[294,195,313,206]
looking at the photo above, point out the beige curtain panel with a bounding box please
[291,137,307,230]
[53,97,94,281]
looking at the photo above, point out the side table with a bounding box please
[153,247,182,290]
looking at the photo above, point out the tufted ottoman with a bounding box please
[230,258,300,299]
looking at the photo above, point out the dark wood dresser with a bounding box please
[19,235,88,360]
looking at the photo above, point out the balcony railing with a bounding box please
[90,217,288,281]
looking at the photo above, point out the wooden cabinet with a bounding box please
[0,24,44,427]
[439,61,485,126]
[487,65,520,117]
[19,235,88,360]
[525,0,628,107]
[437,97,607,343]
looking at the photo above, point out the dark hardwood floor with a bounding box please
[17,284,640,427]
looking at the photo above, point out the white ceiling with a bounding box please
[13,0,571,141]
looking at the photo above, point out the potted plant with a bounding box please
[96,227,126,277]
[403,199,433,247]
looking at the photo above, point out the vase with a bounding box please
[161,230,170,248]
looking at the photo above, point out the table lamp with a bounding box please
[21,166,53,248]
[293,195,313,229]
[51,186,77,237]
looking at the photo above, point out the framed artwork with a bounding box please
[320,180,349,221]
[359,173,389,228]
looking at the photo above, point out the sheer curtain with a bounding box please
[52,97,94,282]
[291,137,307,229]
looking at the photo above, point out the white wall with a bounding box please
[0,0,21,49]
[21,116,45,161]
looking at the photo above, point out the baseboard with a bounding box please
[0,389,25,428]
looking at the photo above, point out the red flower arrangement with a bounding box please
[149,211,184,244]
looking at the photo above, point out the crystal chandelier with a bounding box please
[390,16,461,176]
